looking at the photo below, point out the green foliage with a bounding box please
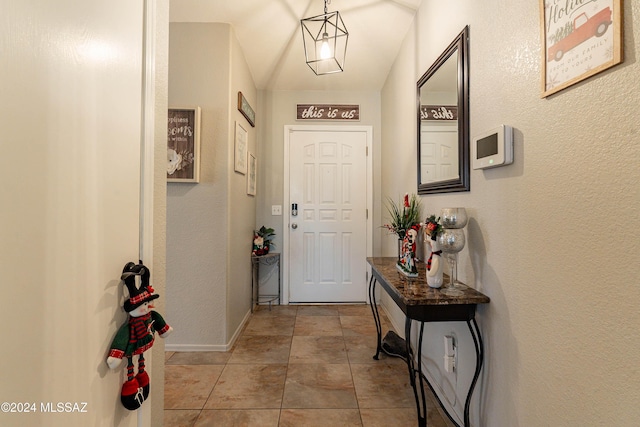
[383,193,422,239]
[424,214,443,240]
[255,226,276,247]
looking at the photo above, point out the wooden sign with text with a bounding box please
[420,105,458,121]
[297,104,360,121]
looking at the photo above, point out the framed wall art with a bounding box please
[167,107,201,183]
[234,121,248,174]
[237,91,255,127]
[540,0,623,97]
[247,152,257,196]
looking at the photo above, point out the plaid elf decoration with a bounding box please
[107,262,173,410]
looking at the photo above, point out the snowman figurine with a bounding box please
[107,262,173,410]
[425,217,444,288]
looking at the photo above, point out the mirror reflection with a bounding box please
[419,52,459,184]
[417,26,469,194]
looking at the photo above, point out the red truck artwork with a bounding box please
[547,7,612,62]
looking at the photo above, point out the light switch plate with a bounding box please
[272,205,282,216]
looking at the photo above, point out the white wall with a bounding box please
[381,1,640,426]
[0,1,168,426]
[167,23,256,349]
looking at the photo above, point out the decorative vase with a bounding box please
[438,227,466,296]
[440,207,468,229]
[397,238,403,261]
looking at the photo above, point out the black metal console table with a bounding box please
[367,257,490,427]
[251,252,281,312]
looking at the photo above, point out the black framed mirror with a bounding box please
[417,26,469,194]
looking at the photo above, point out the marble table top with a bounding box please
[367,257,490,306]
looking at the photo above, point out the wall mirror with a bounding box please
[417,26,469,194]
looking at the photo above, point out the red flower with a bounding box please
[403,193,409,208]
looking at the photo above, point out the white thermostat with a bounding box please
[472,125,513,170]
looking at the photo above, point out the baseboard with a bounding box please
[165,309,252,353]
[165,343,228,352]
[226,309,251,349]
[379,303,403,337]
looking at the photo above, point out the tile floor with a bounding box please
[164,305,456,427]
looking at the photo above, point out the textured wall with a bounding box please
[227,28,257,341]
[167,23,256,348]
[167,23,230,348]
[381,1,640,426]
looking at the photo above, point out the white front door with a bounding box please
[286,127,369,303]
[420,125,458,183]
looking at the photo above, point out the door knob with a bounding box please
[291,223,298,229]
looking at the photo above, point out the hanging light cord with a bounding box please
[324,0,329,14]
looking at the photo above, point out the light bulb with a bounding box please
[320,33,331,59]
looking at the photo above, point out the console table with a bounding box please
[251,252,281,312]
[367,257,490,427]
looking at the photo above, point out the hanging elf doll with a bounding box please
[107,262,173,410]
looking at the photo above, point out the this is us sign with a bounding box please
[420,105,458,121]
[296,104,360,121]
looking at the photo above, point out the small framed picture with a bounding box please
[247,152,257,196]
[234,121,248,174]
[237,91,255,127]
[167,107,201,183]
[540,0,623,97]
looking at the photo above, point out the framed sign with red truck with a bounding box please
[540,0,623,97]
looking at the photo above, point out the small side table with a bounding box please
[367,257,490,427]
[251,252,281,312]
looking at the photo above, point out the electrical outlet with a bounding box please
[271,205,282,216]
[444,354,455,373]
[444,335,456,373]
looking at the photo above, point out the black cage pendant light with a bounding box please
[300,0,349,75]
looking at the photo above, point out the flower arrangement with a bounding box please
[253,226,275,256]
[383,193,422,240]
[424,215,443,241]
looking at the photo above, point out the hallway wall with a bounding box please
[167,23,257,349]
[167,23,231,349]
[0,1,164,426]
[380,1,640,425]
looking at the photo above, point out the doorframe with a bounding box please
[140,0,157,268]
[282,125,373,305]
[140,1,157,425]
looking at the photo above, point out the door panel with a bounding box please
[289,129,367,303]
[421,126,458,183]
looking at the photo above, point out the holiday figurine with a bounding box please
[425,216,444,288]
[397,224,420,277]
[107,262,173,410]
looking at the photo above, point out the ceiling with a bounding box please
[169,0,423,91]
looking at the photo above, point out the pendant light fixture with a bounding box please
[300,0,349,75]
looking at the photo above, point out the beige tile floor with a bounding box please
[165,305,456,427]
